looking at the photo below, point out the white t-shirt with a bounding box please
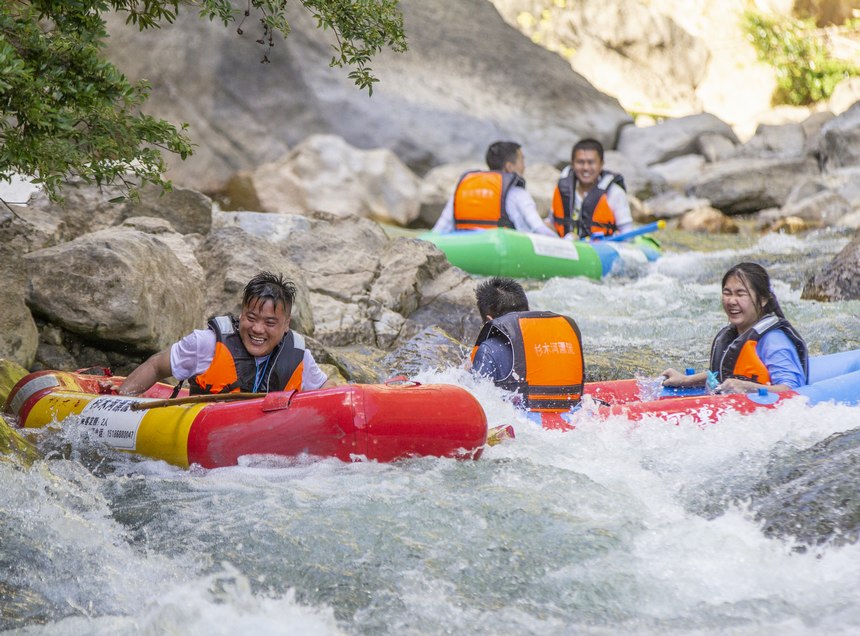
[169,329,328,391]
[432,183,557,237]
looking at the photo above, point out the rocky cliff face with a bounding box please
[491,0,857,138]
[104,0,631,192]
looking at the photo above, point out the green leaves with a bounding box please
[302,0,407,94]
[1,1,406,203]
[742,10,859,106]
[1,2,192,201]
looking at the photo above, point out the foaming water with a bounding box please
[5,232,860,634]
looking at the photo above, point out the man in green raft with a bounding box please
[549,138,634,239]
[432,141,558,237]
[432,138,636,242]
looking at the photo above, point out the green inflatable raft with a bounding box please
[420,223,662,280]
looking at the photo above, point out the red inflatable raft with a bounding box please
[534,349,860,430]
[3,370,489,468]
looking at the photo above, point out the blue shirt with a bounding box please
[757,329,806,388]
[472,336,513,383]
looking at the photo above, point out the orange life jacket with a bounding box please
[551,168,625,238]
[190,315,305,395]
[471,310,584,412]
[709,314,808,385]
[452,170,523,230]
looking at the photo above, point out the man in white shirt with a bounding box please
[432,141,557,237]
[114,271,332,396]
[549,138,633,239]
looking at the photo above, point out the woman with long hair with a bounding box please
[662,262,808,394]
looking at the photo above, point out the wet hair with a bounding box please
[486,141,522,171]
[476,277,529,321]
[721,262,785,319]
[571,138,605,162]
[242,271,296,314]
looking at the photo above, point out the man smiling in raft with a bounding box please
[550,138,633,239]
[114,271,332,396]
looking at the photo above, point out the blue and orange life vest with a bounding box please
[471,310,584,412]
[551,167,625,238]
[452,170,524,230]
[189,315,306,395]
[709,314,809,385]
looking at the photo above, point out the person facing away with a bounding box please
[662,262,808,394]
[550,138,634,239]
[432,141,557,237]
[471,277,585,411]
[115,271,333,397]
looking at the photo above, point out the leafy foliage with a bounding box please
[0,1,406,202]
[742,10,859,106]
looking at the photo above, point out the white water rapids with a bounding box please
[3,228,860,635]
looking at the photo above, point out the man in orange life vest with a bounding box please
[432,141,558,237]
[550,138,633,239]
[113,271,333,397]
[471,277,584,412]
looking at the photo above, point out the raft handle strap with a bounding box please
[169,380,184,399]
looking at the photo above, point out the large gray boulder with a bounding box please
[686,156,820,214]
[104,0,630,189]
[802,232,860,301]
[121,184,213,236]
[778,190,855,229]
[26,179,127,241]
[820,102,860,171]
[649,154,706,191]
[0,204,66,255]
[734,122,806,158]
[193,227,314,336]
[735,112,836,160]
[404,265,480,346]
[617,113,739,167]
[23,227,205,351]
[250,135,422,226]
[380,326,469,380]
[211,210,478,348]
[644,191,712,220]
[269,212,390,305]
[603,151,669,199]
[492,0,709,117]
[749,426,860,549]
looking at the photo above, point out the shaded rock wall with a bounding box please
[104,0,630,191]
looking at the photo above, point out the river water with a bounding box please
[3,228,860,635]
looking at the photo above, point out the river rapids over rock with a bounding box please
[3,228,860,635]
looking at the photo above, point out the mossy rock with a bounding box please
[0,359,39,464]
[0,358,28,406]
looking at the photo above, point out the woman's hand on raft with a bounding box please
[712,378,752,394]
[715,378,792,394]
[661,368,707,388]
[660,368,684,387]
